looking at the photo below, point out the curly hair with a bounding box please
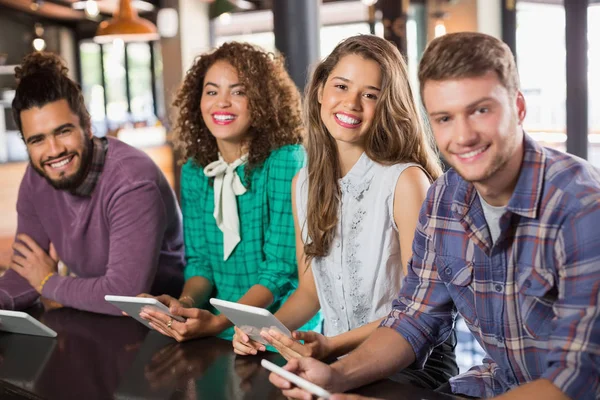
[172,42,303,179]
[12,52,91,136]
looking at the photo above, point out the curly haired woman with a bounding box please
[138,42,320,341]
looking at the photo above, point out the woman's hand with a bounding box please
[232,326,266,355]
[120,294,183,317]
[260,329,332,361]
[140,305,228,342]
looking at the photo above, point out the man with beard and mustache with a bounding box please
[0,52,185,315]
[269,33,600,400]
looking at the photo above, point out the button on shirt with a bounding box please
[381,134,600,399]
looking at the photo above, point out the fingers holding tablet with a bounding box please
[262,359,332,399]
[209,298,292,346]
[104,295,185,332]
[232,326,266,356]
[260,329,304,360]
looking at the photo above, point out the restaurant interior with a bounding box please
[0,0,598,398]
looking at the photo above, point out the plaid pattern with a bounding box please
[72,136,108,197]
[381,134,600,399]
[182,145,321,340]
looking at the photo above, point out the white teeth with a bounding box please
[335,113,360,125]
[50,157,72,168]
[457,146,488,159]
[213,114,235,121]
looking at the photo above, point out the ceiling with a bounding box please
[0,0,163,21]
[2,0,597,23]
[0,0,362,21]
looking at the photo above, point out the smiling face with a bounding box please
[424,71,526,188]
[318,54,382,149]
[200,60,252,147]
[20,99,92,191]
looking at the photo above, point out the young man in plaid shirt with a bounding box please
[270,32,600,400]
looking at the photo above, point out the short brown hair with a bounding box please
[418,32,519,97]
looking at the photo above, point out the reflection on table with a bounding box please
[0,305,460,400]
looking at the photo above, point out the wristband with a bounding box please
[179,295,195,307]
[39,272,55,293]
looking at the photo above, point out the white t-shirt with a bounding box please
[296,152,420,336]
[477,193,506,245]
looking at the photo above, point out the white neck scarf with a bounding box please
[203,153,248,260]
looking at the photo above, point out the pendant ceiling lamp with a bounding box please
[94,0,159,43]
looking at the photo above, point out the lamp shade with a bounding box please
[94,0,159,43]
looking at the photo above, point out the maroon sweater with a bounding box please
[0,137,184,315]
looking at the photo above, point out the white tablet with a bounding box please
[105,295,185,330]
[261,359,331,399]
[209,298,291,345]
[0,310,57,338]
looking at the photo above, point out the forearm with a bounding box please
[179,276,214,308]
[331,327,416,393]
[274,286,320,331]
[493,379,570,400]
[328,318,383,359]
[237,284,275,308]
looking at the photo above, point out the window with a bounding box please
[516,2,566,152]
[80,42,107,136]
[79,40,162,136]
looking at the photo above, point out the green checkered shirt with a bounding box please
[181,144,321,340]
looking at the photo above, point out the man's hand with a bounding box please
[10,234,59,293]
[268,357,343,399]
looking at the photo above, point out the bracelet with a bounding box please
[178,295,195,307]
[39,272,55,293]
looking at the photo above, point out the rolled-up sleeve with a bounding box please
[541,204,600,400]
[380,193,456,368]
[256,147,305,302]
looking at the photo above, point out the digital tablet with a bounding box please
[105,295,185,330]
[261,359,331,399]
[209,298,291,345]
[0,310,57,338]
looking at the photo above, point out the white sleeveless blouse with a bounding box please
[296,153,420,336]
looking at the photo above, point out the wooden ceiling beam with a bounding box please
[0,0,86,20]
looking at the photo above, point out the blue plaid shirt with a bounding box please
[381,134,600,399]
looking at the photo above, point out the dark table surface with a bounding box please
[0,305,458,400]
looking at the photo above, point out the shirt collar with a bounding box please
[339,152,375,200]
[71,136,109,197]
[451,132,546,220]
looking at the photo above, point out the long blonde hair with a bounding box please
[304,35,442,260]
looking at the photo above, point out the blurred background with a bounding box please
[0,0,596,373]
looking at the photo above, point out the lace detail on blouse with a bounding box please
[295,154,421,337]
[345,207,369,326]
